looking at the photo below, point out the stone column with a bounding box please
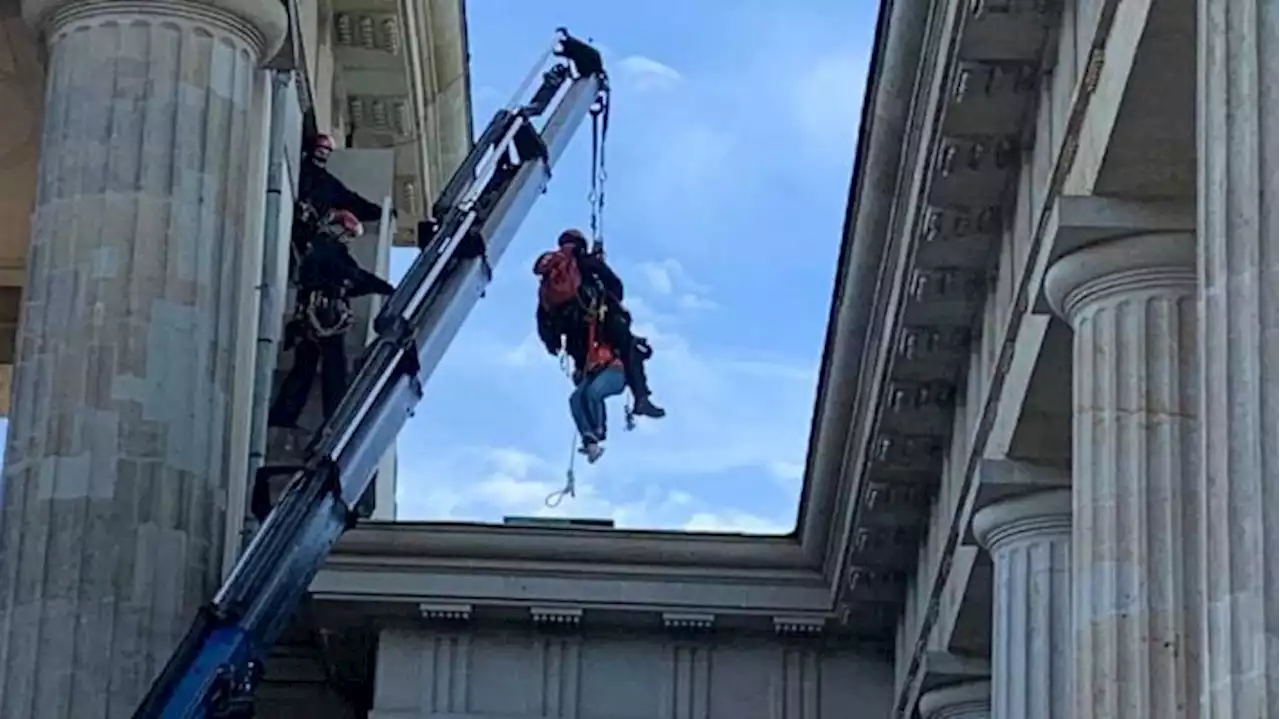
[0,1,284,717]
[918,681,992,719]
[972,489,1072,719]
[1044,232,1202,719]
[1196,0,1279,716]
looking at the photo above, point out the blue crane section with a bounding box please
[130,28,608,719]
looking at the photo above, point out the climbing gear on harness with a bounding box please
[322,209,364,240]
[304,291,353,338]
[582,303,619,374]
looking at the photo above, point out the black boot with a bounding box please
[632,394,666,418]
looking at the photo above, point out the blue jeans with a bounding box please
[569,367,626,442]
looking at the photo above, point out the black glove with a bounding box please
[634,336,653,360]
[282,318,305,350]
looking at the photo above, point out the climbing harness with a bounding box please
[303,290,354,338]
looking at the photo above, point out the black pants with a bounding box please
[598,302,651,398]
[268,333,348,428]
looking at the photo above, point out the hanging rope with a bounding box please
[547,80,613,510]
[544,431,578,508]
[586,82,610,254]
[586,82,635,427]
[545,350,581,508]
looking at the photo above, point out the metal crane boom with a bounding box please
[131,29,607,719]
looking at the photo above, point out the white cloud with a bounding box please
[634,258,715,310]
[499,331,554,369]
[767,461,805,484]
[396,442,789,532]
[639,260,676,296]
[398,445,595,521]
[678,293,719,312]
[683,510,793,535]
[616,55,684,93]
[393,294,815,532]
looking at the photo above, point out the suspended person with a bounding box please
[268,209,396,430]
[534,229,666,419]
[293,133,390,262]
[567,311,628,463]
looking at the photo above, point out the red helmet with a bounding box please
[558,228,587,252]
[325,209,363,239]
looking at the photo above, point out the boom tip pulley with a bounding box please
[553,27,607,82]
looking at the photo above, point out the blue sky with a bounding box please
[385,0,876,532]
[0,0,876,534]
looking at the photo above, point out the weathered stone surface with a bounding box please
[0,0,282,716]
[1196,0,1279,716]
[1046,231,1203,719]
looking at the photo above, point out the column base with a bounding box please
[918,680,992,719]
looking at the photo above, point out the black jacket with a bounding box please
[297,236,395,300]
[298,159,384,223]
[577,253,624,302]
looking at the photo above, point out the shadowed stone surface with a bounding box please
[973,489,1072,719]
[918,681,992,719]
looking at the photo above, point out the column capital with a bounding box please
[918,680,992,719]
[972,489,1072,553]
[22,0,287,60]
[1044,231,1197,322]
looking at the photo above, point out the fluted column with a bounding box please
[0,1,284,717]
[1196,0,1279,716]
[918,681,992,719]
[1045,231,1202,719]
[972,489,1072,719]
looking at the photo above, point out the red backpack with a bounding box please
[533,247,582,310]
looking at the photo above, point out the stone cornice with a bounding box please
[796,0,933,581]
[314,553,833,616]
[318,521,835,620]
[333,521,807,568]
